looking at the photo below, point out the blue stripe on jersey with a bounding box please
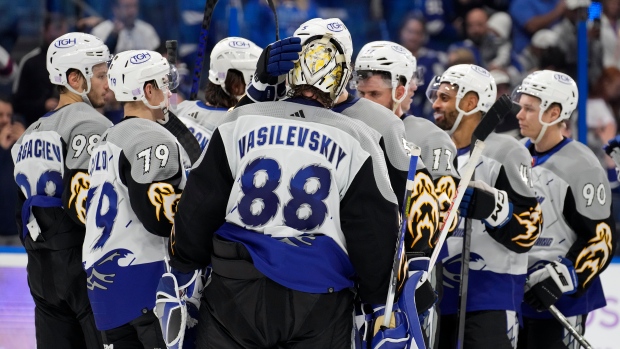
[522,276,606,318]
[86,249,165,330]
[456,146,470,157]
[527,137,572,167]
[440,268,527,315]
[215,223,356,294]
[331,95,359,113]
[196,101,228,111]
[283,97,326,109]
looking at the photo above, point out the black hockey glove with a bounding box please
[247,37,302,102]
[524,258,578,311]
[458,180,512,228]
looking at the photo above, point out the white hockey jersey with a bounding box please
[176,99,229,150]
[440,133,541,315]
[170,98,400,304]
[12,103,112,249]
[522,138,615,318]
[83,117,186,330]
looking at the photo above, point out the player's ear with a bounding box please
[395,85,406,101]
[68,70,85,92]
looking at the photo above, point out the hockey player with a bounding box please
[168,18,402,348]
[82,49,186,348]
[176,37,261,150]
[515,70,616,349]
[354,40,460,348]
[426,64,541,349]
[11,32,110,349]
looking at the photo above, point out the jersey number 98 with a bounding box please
[238,157,332,231]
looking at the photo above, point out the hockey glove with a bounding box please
[459,180,513,228]
[524,257,578,311]
[247,37,301,102]
[604,135,620,170]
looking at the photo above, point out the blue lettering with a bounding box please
[238,136,246,159]
[297,127,309,147]
[247,130,255,150]
[16,144,23,162]
[336,148,347,169]
[34,139,42,158]
[257,127,267,146]
[26,140,33,159]
[308,131,319,151]
[275,125,284,145]
[45,141,52,160]
[52,144,61,162]
[320,135,332,158]
[327,143,337,163]
[269,125,276,144]
[287,126,297,146]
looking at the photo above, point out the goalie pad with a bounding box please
[155,267,211,349]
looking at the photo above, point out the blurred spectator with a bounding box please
[12,13,67,127]
[419,0,463,51]
[0,45,16,84]
[486,12,513,69]
[586,67,620,182]
[91,0,160,53]
[510,0,566,54]
[0,1,18,52]
[516,29,560,74]
[399,14,447,121]
[602,0,620,69]
[447,46,478,66]
[278,0,319,38]
[0,96,24,246]
[552,0,603,84]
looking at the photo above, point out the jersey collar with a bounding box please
[196,101,228,111]
[331,94,358,113]
[526,137,572,167]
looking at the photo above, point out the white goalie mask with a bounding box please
[108,50,179,111]
[512,70,578,144]
[287,18,353,104]
[426,64,497,135]
[47,32,112,99]
[208,37,262,97]
[354,41,423,110]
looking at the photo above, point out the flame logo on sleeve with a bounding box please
[407,172,440,251]
[511,203,543,248]
[68,172,90,224]
[148,183,181,224]
[435,175,458,233]
[575,222,613,286]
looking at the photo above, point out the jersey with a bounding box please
[402,114,460,252]
[176,100,228,150]
[11,103,112,250]
[83,117,186,330]
[440,132,541,315]
[332,97,439,256]
[169,98,400,304]
[523,138,615,319]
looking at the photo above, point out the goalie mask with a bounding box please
[287,18,353,104]
[354,41,423,111]
[47,32,112,98]
[426,64,497,135]
[512,70,578,144]
[208,37,262,97]
[108,50,179,112]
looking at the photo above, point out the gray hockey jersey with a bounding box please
[176,100,228,150]
[522,138,615,318]
[83,117,186,330]
[170,98,400,304]
[12,102,112,249]
[440,132,541,315]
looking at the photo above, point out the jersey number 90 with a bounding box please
[238,157,332,231]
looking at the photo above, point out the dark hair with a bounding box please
[399,12,426,34]
[204,69,245,108]
[0,95,11,105]
[56,68,86,94]
[288,85,333,108]
[44,12,66,31]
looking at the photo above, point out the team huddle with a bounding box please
[10,17,617,349]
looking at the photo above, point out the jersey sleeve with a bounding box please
[62,117,111,227]
[119,136,184,238]
[169,129,234,272]
[563,168,616,294]
[486,151,542,254]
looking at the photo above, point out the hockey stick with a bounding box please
[265,0,280,41]
[190,0,219,101]
[160,40,203,165]
[382,143,421,328]
[427,95,513,275]
[549,305,593,349]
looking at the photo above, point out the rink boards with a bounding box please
[0,248,618,348]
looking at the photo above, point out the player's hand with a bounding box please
[255,37,302,85]
[458,180,512,228]
[604,135,620,168]
[524,257,578,311]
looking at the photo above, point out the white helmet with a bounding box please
[208,37,262,96]
[426,64,497,134]
[354,41,422,109]
[512,70,578,143]
[47,32,112,97]
[287,18,353,103]
[108,50,179,110]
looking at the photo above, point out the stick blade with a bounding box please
[472,94,513,144]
